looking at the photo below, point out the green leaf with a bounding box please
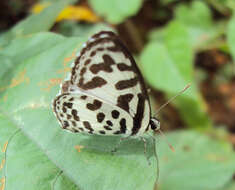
[159,0,179,5]
[0,32,158,190]
[88,0,143,24]
[0,0,76,47]
[149,1,224,51]
[207,0,235,12]
[0,114,78,190]
[58,21,113,37]
[0,30,233,190]
[157,131,235,190]
[140,21,212,128]
[0,54,13,78]
[220,181,235,190]
[175,1,212,29]
[0,33,65,91]
[175,1,224,50]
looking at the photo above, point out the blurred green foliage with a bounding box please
[88,0,143,23]
[141,20,212,129]
[0,0,235,190]
[0,0,76,47]
[228,13,235,63]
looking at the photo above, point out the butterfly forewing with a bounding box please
[53,31,151,136]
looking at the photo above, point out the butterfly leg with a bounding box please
[140,137,151,166]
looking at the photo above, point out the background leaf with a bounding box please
[140,21,211,129]
[157,131,235,190]
[88,0,143,24]
[58,21,112,37]
[0,0,76,47]
[149,1,224,51]
[227,12,235,69]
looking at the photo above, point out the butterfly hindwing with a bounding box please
[53,92,134,136]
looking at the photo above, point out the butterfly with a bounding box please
[52,31,160,138]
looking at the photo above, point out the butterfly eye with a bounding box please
[150,118,160,131]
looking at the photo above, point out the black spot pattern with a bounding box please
[90,54,115,74]
[104,126,112,130]
[72,121,77,127]
[81,95,87,100]
[73,129,79,133]
[63,121,69,128]
[99,130,106,134]
[86,99,102,111]
[120,118,127,133]
[115,77,138,90]
[106,120,113,126]
[79,76,107,90]
[97,112,105,123]
[131,94,145,135]
[71,109,80,121]
[83,121,93,133]
[63,102,73,108]
[111,110,120,119]
[117,94,134,112]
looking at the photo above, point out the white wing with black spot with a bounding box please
[53,92,133,136]
[53,31,152,136]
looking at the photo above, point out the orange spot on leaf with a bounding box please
[57,47,79,77]
[63,50,77,64]
[49,78,62,85]
[0,86,7,93]
[2,142,8,153]
[74,145,84,153]
[9,69,30,88]
[0,159,5,170]
[3,95,7,102]
[39,78,62,92]
[56,67,71,75]
[206,153,227,162]
[0,177,5,190]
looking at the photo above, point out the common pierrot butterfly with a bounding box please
[52,31,160,140]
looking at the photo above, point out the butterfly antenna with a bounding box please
[154,84,191,116]
[148,83,190,187]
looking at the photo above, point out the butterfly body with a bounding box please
[53,31,160,137]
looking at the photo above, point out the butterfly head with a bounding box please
[150,118,160,132]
